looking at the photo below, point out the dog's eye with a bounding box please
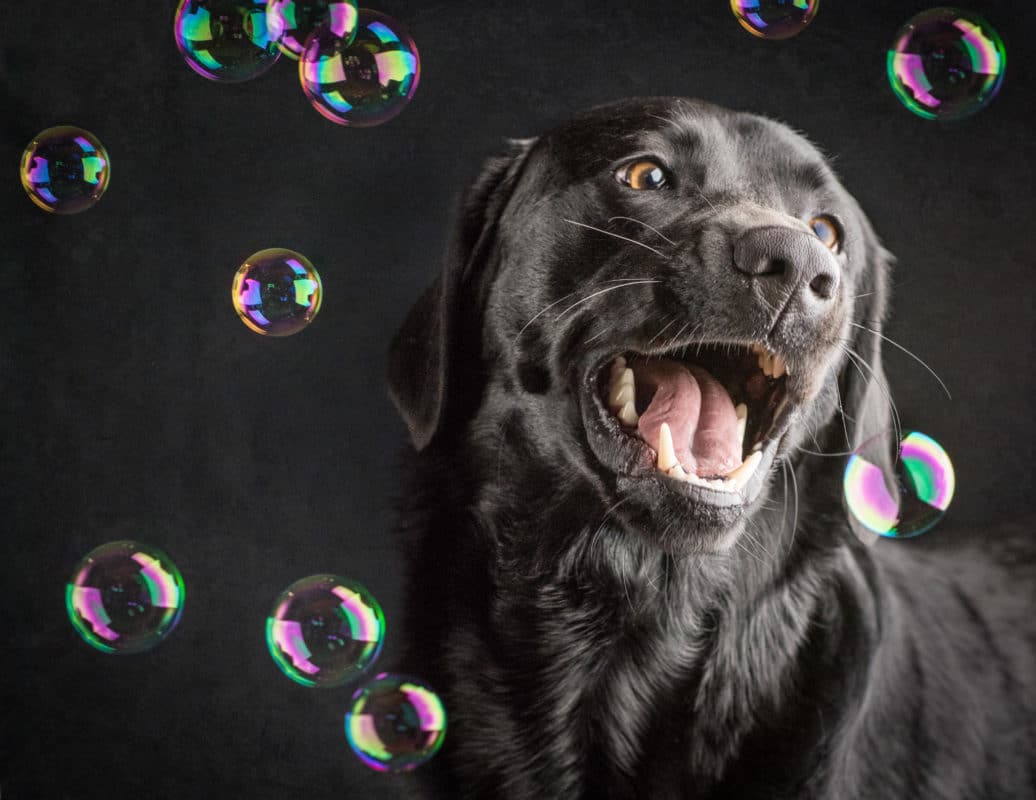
[809,215,842,251]
[617,160,669,190]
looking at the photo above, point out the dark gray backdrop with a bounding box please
[2,0,1034,796]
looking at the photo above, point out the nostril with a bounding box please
[809,271,838,300]
[766,257,791,277]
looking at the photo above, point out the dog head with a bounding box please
[389,98,893,555]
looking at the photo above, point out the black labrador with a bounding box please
[386,98,1036,799]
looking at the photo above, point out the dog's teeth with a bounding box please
[608,365,636,409]
[726,451,763,491]
[667,463,688,481]
[771,355,786,379]
[758,351,772,376]
[656,422,678,473]
[617,400,639,427]
[735,403,747,448]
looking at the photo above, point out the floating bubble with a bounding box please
[730,0,819,40]
[843,430,955,539]
[20,126,110,214]
[345,672,447,772]
[266,575,384,687]
[231,248,322,336]
[174,0,281,82]
[299,9,420,127]
[888,8,1006,120]
[66,541,185,654]
[266,0,358,59]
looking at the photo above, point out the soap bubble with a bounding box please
[345,672,447,772]
[231,248,322,336]
[66,541,185,654]
[888,8,1006,120]
[20,126,110,214]
[730,0,819,40]
[174,0,281,82]
[843,430,955,539]
[299,9,420,126]
[266,575,385,687]
[266,0,358,59]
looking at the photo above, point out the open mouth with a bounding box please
[582,341,797,503]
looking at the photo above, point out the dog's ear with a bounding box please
[839,208,898,492]
[388,138,537,451]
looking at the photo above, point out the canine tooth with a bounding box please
[657,422,678,473]
[771,355,786,379]
[758,351,772,376]
[617,400,639,427]
[726,451,762,491]
[735,403,747,448]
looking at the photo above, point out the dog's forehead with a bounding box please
[541,98,831,190]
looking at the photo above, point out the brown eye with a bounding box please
[617,160,668,190]
[809,215,841,251]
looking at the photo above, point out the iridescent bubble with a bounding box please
[173,0,281,83]
[730,0,819,40]
[299,9,420,127]
[66,541,185,654]
[231,248,322,336]
[345,672,447,772]
[266,0,358,59]
[887,8,1006,120]
[266,575,385,687]
[20,126,110,215]
[843,430,956,539]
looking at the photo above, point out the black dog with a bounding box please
[387,98,1036,799]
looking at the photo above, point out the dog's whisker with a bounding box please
[607,215,679,246]
[834,380,852,451]
[840,343,903,447]
[552,280,661,324]
[648,315,678,346]
[849,321,952,400]
[562,218,667,258]
[513,292,578,346]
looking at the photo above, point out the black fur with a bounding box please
[387,98,1036,799]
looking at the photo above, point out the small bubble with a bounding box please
[345,672,446,772]
[266,575,385,687]
[231,248,322,336]
[844,430,955,539]
[174,0,281,82]
[66,541,185,654]
[888,8,1006,120]
[266,0,358,59]
[20,126,110,214]
[730,0,819,40]
[299,9,420,127]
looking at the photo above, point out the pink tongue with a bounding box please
[635,359,742,477]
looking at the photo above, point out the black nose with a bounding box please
[732,226,840,313]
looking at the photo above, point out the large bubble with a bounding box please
[345,672,447,772]
[299,9,420,126]
[174,0,282,82]
[66,541,185,654]
[20,126,110,214]
[843,430,955,539]
[266,575,385,687]
[888,8,1006,120]
[730,0,819,40]
[266,0,358,59]
[231,248,323,336]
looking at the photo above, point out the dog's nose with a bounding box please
[732,226,839,313]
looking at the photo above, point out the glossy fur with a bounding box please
[387,98,1036,799]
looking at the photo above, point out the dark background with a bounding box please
[1,0,1033,796]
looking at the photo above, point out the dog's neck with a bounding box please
[405,416,882,796]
